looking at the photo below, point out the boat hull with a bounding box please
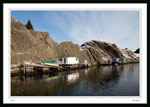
[40,61,59,67]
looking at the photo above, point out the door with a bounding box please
[64,58,66,64]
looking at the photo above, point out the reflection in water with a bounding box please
[62,72,79,83]
[11,63,139,96]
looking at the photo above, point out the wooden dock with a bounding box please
[16,63,88,76]
[59,63,88,70]
[18,63,59,76]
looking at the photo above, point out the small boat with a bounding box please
[40,61,59,67]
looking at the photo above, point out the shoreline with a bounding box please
[11,62,139,77]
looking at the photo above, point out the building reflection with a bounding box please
[62,72,79,83]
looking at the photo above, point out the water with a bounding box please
[11,63,139,96]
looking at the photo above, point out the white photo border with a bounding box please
[3,3,147,104]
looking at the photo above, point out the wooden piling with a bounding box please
[23,65,26,75]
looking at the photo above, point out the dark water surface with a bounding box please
[11,63,139,96]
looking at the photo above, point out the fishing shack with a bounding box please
[119,57,126,63]
[112,58,120,65]
[112,57,126,65]
[59,57,79,64]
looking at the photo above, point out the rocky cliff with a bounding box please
[11,17,139,65]
[134,48,140,54]
[80,41,139,64]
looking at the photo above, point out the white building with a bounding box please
[59,57,79,64]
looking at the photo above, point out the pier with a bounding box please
[59,63,88,70]
[11,62,88,77]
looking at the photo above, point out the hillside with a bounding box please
[11,16,139,65]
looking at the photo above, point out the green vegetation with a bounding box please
[25,20,34,30]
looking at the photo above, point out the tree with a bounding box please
[25,20,34,30]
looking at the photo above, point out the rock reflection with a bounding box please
[83,65,121,85]
[11,63,139,96]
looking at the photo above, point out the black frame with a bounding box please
[1,0,149,105]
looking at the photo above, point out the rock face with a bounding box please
[121,48,139,63]
[11,16,139,65]
[134,48,140,53]
[11,17,57,64]
[11,17,94,65]
[80,41,139,64]
[81,40,123,64]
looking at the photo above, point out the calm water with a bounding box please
[11,63,139,96]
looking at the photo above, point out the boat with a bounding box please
[40,61,59,67]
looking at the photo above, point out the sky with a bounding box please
[11,11,139,51]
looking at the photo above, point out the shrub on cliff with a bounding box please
[25,20,34,30]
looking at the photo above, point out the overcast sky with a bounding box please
[11,11,139,51]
